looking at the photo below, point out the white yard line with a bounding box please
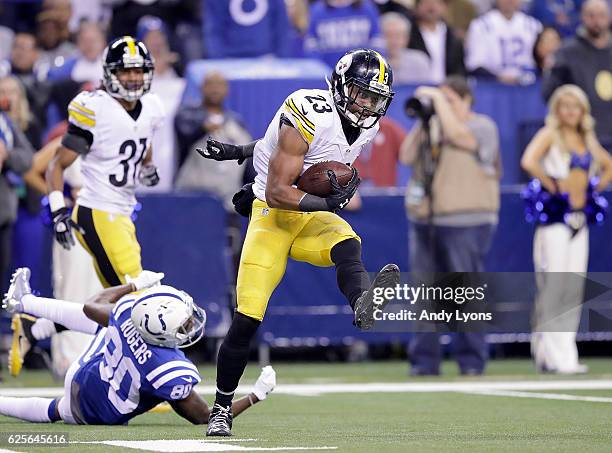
[78,439,337,452]
[3,380,612,398]
[460,389,612,403]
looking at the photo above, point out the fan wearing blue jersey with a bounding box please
[0,268,276,426]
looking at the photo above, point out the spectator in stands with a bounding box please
[204,0,291,58]
[0,26,14,62]
[175,71,251,171]
[542,0,612,149]
[138,16,186,192]
[521,84,612,374]
[285,0,310,58]
[0,33,49,128]
[36,8,77,70]
[533,27,562,75]
[381,12,433,83]
[0,111,34,295]
[445,0,477,41]
[0,76,42,150]
[109,0,202,62]
[46,21,105,129]
[47,21,105,84]
[530,0,583,38]
[374,0,414,18]
[305,0,385,68]
[353,117,407,187]
[400,76,500,376]
[465,0,542,85]
[408,0,466,83]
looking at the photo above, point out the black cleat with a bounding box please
[354,263,400,330]
[206,403,233,437]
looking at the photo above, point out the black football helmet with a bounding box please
[330,48,394,129]
[102,36,154,102]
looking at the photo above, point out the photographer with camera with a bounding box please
[0,110,34,296]
[400,76,501,376]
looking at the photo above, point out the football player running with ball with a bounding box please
[0,268,276,425]
[47,36,164,288]
[199,49,400,436]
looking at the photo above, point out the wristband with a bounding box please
[298,193,330,212]
[49,190,66,213]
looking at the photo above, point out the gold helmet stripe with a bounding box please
[372,50,386,84]
[124,36,137,56]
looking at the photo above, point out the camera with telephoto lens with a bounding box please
[405,96,435,121]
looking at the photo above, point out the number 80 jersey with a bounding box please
[66,89,165,216]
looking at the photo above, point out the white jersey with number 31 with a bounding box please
[67,89,165,216]
[252,88,379,202]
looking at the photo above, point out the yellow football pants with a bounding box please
[237,199,360,321]
[72,205,142,288]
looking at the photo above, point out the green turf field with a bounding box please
[1,359,611,452]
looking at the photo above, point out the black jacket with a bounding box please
[408,22,466,77]
[542,31,612,147]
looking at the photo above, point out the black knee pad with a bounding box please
[224,312,261,348]
[331,238,362,264]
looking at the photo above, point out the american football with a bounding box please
[297,161,354,196]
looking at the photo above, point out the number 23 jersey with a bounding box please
[252,88,379,202]
[66,89,165,216]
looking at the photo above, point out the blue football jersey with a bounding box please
[72,295,201,425]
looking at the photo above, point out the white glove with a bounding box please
[252,365,276,401]
[126,270,164,291]
[139,164,160,187]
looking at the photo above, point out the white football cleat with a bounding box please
[2,268,32,313]
[252,365,276,400]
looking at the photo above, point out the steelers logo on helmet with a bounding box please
[330,48,394,129]
[131,285,207,349]
[102,36,154,102]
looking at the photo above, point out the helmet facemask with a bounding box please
[332,74,393,129]
[131,286,207,349]
[175,301,207,349]
[103,41,154,102]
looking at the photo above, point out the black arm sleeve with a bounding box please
[61,123,93,155]
[299,193,330,212]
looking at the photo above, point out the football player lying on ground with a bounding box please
[0,268,276,425]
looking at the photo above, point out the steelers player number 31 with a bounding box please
[109,138,148,187]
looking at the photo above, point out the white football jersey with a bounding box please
[253,88,379,202]
[465,10,542,77]
[67,90,165,215]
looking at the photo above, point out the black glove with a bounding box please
[325,167,360,212]
[52,207,84,250]
[196,137,247,164]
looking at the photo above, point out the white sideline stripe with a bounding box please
[461,389,612,403]
[3,380,612,398]
[0,448,23,453]
[79,439,337,452]
[146,360,199,381]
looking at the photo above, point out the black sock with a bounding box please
[331,239,370,310]
[215,312,261,408]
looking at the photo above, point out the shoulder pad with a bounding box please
[67,91,100,131]
[283,89,334,144]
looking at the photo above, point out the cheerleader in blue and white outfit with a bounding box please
[521,84,612,374]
